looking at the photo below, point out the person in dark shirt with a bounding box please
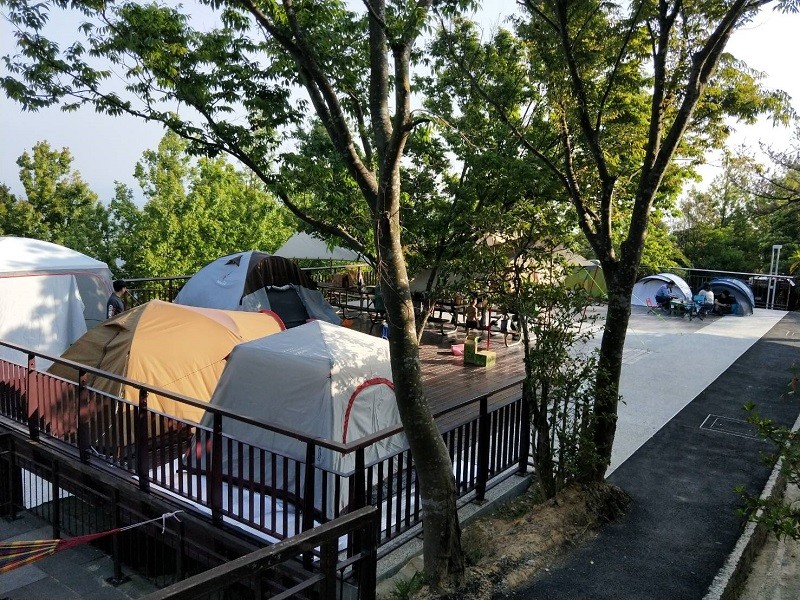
[714,289,735,315]
[106,280,128,319]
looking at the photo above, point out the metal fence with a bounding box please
[0,339,529,562]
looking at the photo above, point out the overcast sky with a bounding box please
[1,4,798,205]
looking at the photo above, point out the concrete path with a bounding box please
[511,309,800,600]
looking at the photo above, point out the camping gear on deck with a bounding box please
[631,273,692,306]
[0,236,113,367]
[174,251,340,328]
[709,277,755,316]
[47,300,284,424]
[196,320,406,512]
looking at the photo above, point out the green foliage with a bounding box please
[113,132,292,279]
[0,141,113,262]
[739,376,800,542]
[391,571,425,600]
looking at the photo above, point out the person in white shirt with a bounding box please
[698,283,714,307]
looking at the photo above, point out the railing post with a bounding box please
[26,353,39,441]
[209,412,223,525]
[350,447,368,581]
[135,389,150,492]
[302,442,316,569]
[107,488,130,586]
[0,436,22,518]
[518,386,531,475]
[358,508,378,600]
[475,395,490,502]
[302,443,316,533]
[77,370,91,462]
[52,459,61,539]
[353,447,366,510]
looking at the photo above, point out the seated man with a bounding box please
[696,283,714,315]
[714,290,735,315]
[654,280,677,310]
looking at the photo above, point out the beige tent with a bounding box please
[48,300,284,423]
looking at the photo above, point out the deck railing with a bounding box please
[0,340,529,557]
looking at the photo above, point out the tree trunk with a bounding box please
[588,262,636,481]
[376,207,464,587]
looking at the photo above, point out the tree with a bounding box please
[677,151,766,272]
[0,141,112,260]
[110,132,292,279]
[1,0,469,585]
[433,0,795,482]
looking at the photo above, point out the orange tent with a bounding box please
[48,300,284,423]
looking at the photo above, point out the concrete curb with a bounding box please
[704,413,800,600]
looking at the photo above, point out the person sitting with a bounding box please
[654,280,677,310]
[714,290,735,315]
[697,283,714,306]
[696,283,714,316]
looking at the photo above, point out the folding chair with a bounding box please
[645,297,659,315]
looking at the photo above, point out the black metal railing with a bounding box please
[139,506,379,600]
[0,339,530,556]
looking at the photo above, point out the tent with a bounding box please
[564,259,607,298]
[631,273,692,306]
[47,300,284,424]
[274,231,362,261]
[197,320,406,512]
[0,236,113,367]
[174,251,341,328]
[709,277,755,316]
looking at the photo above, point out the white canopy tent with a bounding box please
[274,232,362,261]
[0,236,113,366]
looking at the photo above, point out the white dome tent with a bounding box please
[631,273,692,306]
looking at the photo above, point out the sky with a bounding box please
[1,4,798,205]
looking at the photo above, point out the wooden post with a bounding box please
[135,389,150,492]
[476,395,490,502]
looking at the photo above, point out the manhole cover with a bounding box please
[699,414,760,439]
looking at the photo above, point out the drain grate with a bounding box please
[699,414,760,439]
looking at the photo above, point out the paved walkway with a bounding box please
[511,309,800,599]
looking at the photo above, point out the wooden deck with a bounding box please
[347,315,527,431]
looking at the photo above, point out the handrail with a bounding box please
[140,506,378,600]
[0,338,525,456]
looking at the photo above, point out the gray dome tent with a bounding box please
[174,251,340,328]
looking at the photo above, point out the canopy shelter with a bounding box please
[174,251,340,328]
[709,277,755,316]
[197,320,406,512]
[631,273,692,306]
[47,300,284,424]
[0,236,113,367]
[273,232,362,261]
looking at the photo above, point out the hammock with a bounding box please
[0,510,181,574]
